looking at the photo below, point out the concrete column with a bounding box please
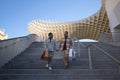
[105,0,120,43]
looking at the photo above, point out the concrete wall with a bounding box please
[99,32,120,46]
[105,0,120,31]
[105,0,120,42]
[0,34,39,68]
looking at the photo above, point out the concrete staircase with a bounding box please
[0,42,120,80]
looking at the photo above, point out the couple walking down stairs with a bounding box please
[0,42,120,80]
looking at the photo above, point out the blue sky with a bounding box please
[0,0,101,39]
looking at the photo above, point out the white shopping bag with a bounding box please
[69,48,76,60]
[69,49,73,57]
[72,50,76,59]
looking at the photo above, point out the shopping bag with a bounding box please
[69,49,73,60]
[69,48,76,60]
[72,50,76,60]
[40,51,46,59]
[40,49,51,61]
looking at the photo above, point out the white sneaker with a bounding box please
[48,67,52,70]
[46,64,48,68]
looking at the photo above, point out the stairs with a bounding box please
[0,42,120,80]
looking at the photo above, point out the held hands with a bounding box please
[55,49,59,51]
[55,47,60,52]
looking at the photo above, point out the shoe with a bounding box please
[48,67,52,70]
[46,64,48,68]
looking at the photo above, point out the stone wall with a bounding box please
[0,34,39,68]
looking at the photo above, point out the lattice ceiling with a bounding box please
[28,0,110,41]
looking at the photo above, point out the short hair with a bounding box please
[48,32,52,36]
[65,31,68,34]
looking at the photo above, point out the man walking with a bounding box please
[59,31,73,68]
[44,32,57,70]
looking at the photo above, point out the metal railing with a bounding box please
[71,36,80,57]
[87,45,92,70]
[78,42,92,70]
[93,44,120,72]
[70,33,120,72]
[81,42,120,71]
[71,36,93,70]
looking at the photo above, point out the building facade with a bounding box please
[28,0,120,43]
[0,29,8,40]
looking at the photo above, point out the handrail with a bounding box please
[72,36,93,70]
[93,44,120,71]
[79,42,87,48]
[87,45,92,70]
[71,36,80,56]
[93,44,120,64]
[80,43,93,70]
[77,41,80,57]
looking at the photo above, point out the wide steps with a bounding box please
[2,59,89,69]
[0,69,119,75]
[0,69,119,80]
[0,42,120,80]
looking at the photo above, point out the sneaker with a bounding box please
[48,67,52,70]
[46,64,48,68]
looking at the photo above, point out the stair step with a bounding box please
[0,74,119,80]
[0,69,119,75]
[1,42,120,80]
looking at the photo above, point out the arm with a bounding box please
[54,40,57,51]
[59,40,62,50]
[44,40,48,49]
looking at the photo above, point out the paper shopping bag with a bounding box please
[40,49,51,61]
[40,50,46,59]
